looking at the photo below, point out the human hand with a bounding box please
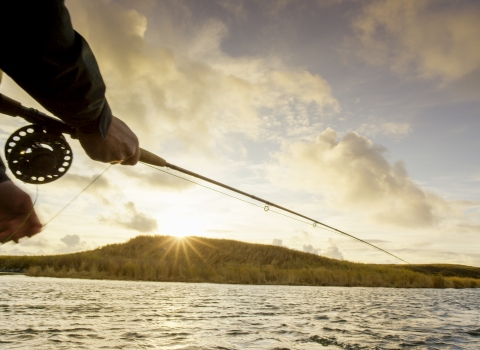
[77,116,140,165]
[0,181,42,243]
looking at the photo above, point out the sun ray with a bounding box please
[158,236,178,263]
[187,236,221,252]
[173,237,181,268]
[183,238,211,266]
[180,238,192,268]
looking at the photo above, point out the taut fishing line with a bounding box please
[142,163,341,235]
[141,162,411,265]
[1,93,478,285]
[41,164,112,228]
[1,165,111,245]
[141,163,479,287]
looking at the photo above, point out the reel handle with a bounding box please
[139,148,167,167]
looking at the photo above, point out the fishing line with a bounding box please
[142,163,338,236]
[142,163,406,262]
[141,163,476,287]
[1,165,111,244]
[42,164,112,228]
[2,94,476,285]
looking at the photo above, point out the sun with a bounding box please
[172,232,186,239]
[160,214,205,238]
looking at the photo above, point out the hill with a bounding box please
[1,235,479,288]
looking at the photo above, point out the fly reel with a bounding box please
[5,124,73,184]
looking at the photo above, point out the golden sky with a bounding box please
[1,0,480,265]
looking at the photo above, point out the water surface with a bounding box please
[1,275,479,349]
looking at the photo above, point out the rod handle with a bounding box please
[139,148,167,167]
[0,93,24,117]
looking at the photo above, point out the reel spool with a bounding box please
[5,124,73,184]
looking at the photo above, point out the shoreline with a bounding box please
[1,272,476,289]
[2,235,480,289]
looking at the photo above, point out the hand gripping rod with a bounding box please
[0,93,408,263]
[0,93,162,167]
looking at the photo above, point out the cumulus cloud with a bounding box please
[320,240,344,260]
[101,202,158,233]
[57,234,89,254]
[61,234,81,248]
[269,127,449,228]
[349,0,480,83]
[303,240,344,260]
[272,238,284,246]
[303,244,319,254]
[66,0,339,154]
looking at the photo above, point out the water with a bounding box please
[0,275,479,349]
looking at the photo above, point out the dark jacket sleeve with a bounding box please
[0,0,112,182]
[0,0,112,136]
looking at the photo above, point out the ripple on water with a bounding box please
[0,275,479,350]
[314,315,329,320]
[467,328,480,336]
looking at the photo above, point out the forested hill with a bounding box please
[1,235,479,288]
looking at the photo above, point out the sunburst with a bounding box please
[155,235,220,271]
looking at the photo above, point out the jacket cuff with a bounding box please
[76,100,112,139]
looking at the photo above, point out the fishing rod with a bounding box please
[0,93,408,263]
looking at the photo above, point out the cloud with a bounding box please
[18,236,49,248]
[252,0,343,16]
[57,234,90,254]
[59,172,111,191]
[60,234,81,248]
[272,238,284,246]
[303,244,319,254]
[138,169,194,191]
[291,230,313,244]
[304,239,343,260]
[217,0,247,20]
[320,240,344,260]
[269,127,449,228]
[66,0,339,154]
[364,239,389,244]
[0,248,34,256]
[101,201,158,233]
[349,0,480,83]
[357,122,412,139]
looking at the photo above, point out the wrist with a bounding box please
[76,101,112,139]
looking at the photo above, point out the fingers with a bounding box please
[77,116,140,166]
[0,181,42,244]
[0,213,42,244]
[120,141,141,166]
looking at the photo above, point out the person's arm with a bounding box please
[0,1,140,244]
[0,1,140,165]
[0,0,111,137]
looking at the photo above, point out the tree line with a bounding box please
[1,235,478,288]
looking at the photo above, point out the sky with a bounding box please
[1,0,480,266]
